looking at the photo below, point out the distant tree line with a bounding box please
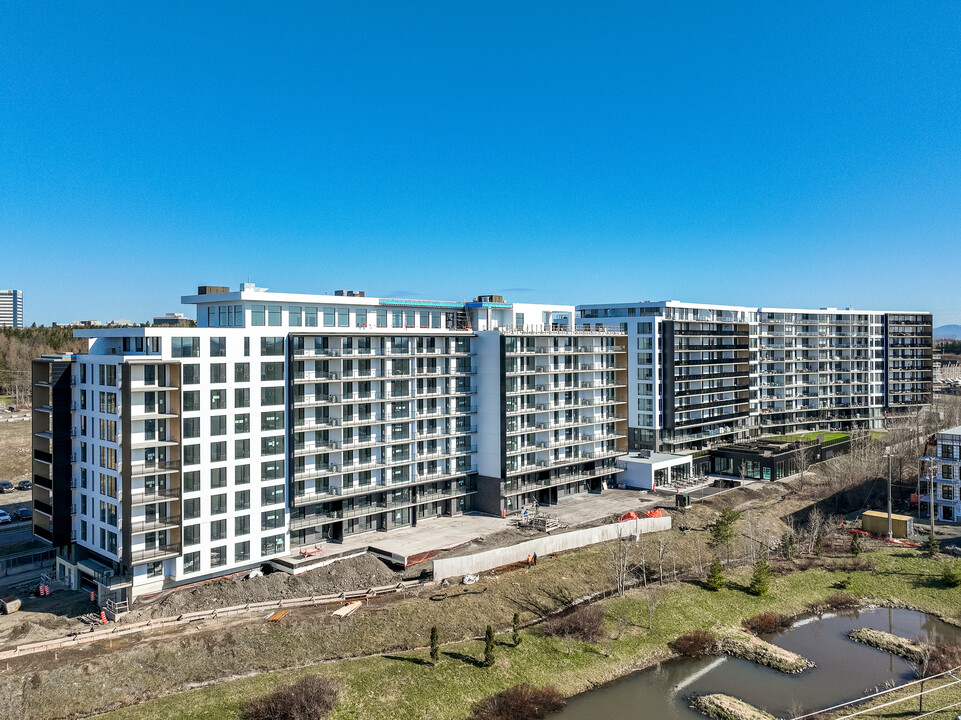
[0,326,91,405]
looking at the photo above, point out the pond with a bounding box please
[551,608,961,719]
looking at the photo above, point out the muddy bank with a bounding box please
[691,693,777,720]
[719,627,813,673]
[848,627,926,664]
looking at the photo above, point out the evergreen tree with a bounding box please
[708,507,741,562]
[430,626,439,665]
[849,532,863,557]
[814,532,824,558]
[512,612,521,647]
[922,524,940,557]
[749,559,772,597]
[705,558,725,591]
[780,531,796,560]
[483,625,495,667]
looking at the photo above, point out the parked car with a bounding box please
[16,480,31,491]
[16,508,31,521]
[0,482,14,494]
[0,510,10,524]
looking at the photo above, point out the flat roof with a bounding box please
[576,300,930,315]
[940,425,961,436]
[619,452,692,466]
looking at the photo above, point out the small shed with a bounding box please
[861,510,914,538]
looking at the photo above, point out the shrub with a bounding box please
[942,562,961,588]
[241,676,339,720]
[543,606,606,644]
[743,612,792,635]
[512,612,521,647]
[470,684,566,720]
[924,642,961,676]
[671,629,720,657]
[849,533,863,556]
[483,625,495,667]
[824,593,860,610]
[430,626,439,664]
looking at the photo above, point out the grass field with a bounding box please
[767,432,850,443]
[90,550,961,720]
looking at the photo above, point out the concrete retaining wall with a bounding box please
[433,515,672,580]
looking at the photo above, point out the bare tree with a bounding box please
[609,525,631,596]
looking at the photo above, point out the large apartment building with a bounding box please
[577,301,933,454]
[32,284,627,605]
[0,289,23,328]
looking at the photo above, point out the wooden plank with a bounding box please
[331,601,361,618]
[266,610,289,622]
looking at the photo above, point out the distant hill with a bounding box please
[936,325,961,340]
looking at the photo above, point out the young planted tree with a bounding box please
[849,532,863,557]
[749,558,772,597]
[483,625,495,667]
[705,558,725,591]
[708,507,741,564]
[512,613,521,647]
[430,626,439,665]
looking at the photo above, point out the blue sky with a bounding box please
[2,2,959,325]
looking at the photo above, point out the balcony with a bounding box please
[129,487,180,505]
[129,460,181,476]
[130,543,182,565]
[128,515,181,535]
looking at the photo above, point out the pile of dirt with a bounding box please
[126,553,401,621]
[691,694,777,720]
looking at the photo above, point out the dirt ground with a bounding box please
[0,415,31,483]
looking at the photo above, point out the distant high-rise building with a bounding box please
[0,289,23,328]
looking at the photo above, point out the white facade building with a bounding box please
[33,285,627,605]
[924,426,961,523]
[0,289,23,328]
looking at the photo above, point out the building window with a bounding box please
[289,306,302,326]
[337,308,349,327]
[210,363,227,384]
[211,519,227,541]
[210,415,227,436]
[305,307,317,326]
[261,362,284,382]
[356,309,367,327]
[261,484,285,505]
[261,387,284,406]
[183,552,200,573]
[146,561,164,579]
[235,464,250,484]
[183,471,200,493]
[210,389,227,410]
[235,388,250,408]
[944,485,955,501]
[261,534,286,556]
[183,391,200,412]
[234,362,250,383]
[210,466,227,488]
[172,337,200,358]
[211,493,227,515]
[183,444,200,466]
[210,441,227,462]
[261,337,284,356]
[235,438,250,459]
[261,509,284,530]
[268,305,282,326]
[235,541,250,563]
[261,435,285,456]
[183,498,200,520]
[184,525,201,546]
[210,337,226,357]
[251,306,265,326]
[183,417,200,439]
[182,364,200,384]
[262,460,285,481]
[324,308,335,327]
[211,546,227,568]
[235,490,250,511]
[261,411,284,431]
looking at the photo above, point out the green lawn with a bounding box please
[94,551,961,720]
[767,432,850,443]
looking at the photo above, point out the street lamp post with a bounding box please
[884,447,893,540]
[920,455,937,537]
